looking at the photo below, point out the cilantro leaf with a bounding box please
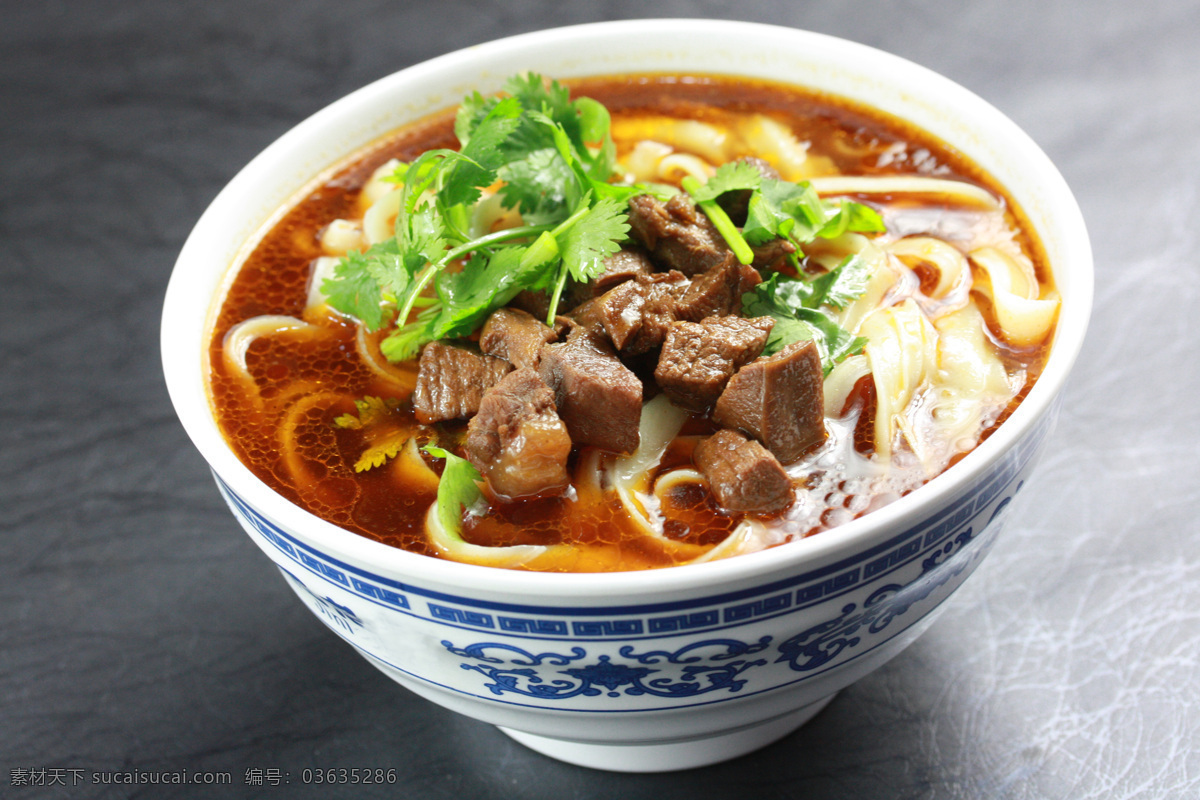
[559,196,628,282]
[499,146,579,225]
[807,252,874,309]
[742,179,824,246]
[742,266,871,374]
[682,161,885,262]
[325,73,636,361]
[353,433,409,472]
[742,178,885,250]
[502,73,615,182]
[439,97,523,209]
[818,199,886,238]
[322,242,398,331]
[432,247,540,336]
[573,96,617,180]
[680,175,754,265]
[755,312,868,374]
[535,192,630,322]
[333,396,409,472]
[378,314,439,363]
[333,395,396,429]
[378,246,552,362]
[505,72,573,120]
[688,160,763,203]
[403,201,451,263]
[454,90,490,145]
[423,445,484,541]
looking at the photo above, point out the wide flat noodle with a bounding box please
[809,175,1001,210]
[889,236,969,304]
[969,246,1060,346]
[922,302,1017,464]
[862,299,938,461]
[424,503,550,568]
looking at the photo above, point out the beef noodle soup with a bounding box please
[207,74,1058,572]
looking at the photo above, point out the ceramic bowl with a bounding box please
[161,19,1092,772]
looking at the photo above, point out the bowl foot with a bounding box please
[499,692,837,772]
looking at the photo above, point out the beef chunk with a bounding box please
[718,157,781,225]
[538,332,642,454]
[594,246,655,291]
[412,342,512,424]
[508,288,552,321]
[465,368,571,499]
[694,429,793,513]
[740,156,781,180]
[676,261,763,322]
[479,308,557,369]
[654,316,775,412]
[582,270,690,356]
[563,295,606,338]
[712,340,826,463]
[628,190,795,277]
[750,238,797,272]
[565,246,654,307]
[627,193,737,276]
[552,314,579,340]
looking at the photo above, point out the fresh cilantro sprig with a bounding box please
[333,396,411,471]
[680,173,755,265]
[683,161,885,263]
[457,72,616,193]
[677,161,881,373]
[322,74,630,361]
[423,445,485,541]
[741,253,873,374]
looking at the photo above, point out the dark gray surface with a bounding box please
[4,1,1198,797]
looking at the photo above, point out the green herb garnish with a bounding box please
[323,77,885,365]
[323,74,629,360]
[423,445,485,541]
[332,395,411,472]
[741,254,873,374]
[683,161,885,263]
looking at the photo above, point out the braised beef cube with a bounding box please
[565,246,654,307]
[627,193,736,276]
[751,237,797,272]
[582,270,689,356]
[694,429,793,513]
[412,342,512,424]
[563,295,606,337]
[465,368,571,499]
[676,261,763,321]
[718,157,782,225]
[595,246,655,291]
[508,288,551,321]
[654,316,775,412]
[538,332,642,454]
[479,307,557,369]
[742,156,781,180]
[712,340,826,463]
[620,349,662,402]
[552,314,579,341]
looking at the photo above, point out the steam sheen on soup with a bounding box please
[207,74,1058,572]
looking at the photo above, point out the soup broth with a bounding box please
[207,74,1056,572]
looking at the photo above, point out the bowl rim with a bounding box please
[161,18,1093,602]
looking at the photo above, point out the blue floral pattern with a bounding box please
[442,638,771,699]
[216,411,1044,709]
[281,569,365,635]
[776,488,1017,673]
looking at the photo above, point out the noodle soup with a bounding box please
[207,74,1058,572]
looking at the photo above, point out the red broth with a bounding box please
[207,75,1053,572]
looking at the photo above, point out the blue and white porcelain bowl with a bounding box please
[162,19,1092,772]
